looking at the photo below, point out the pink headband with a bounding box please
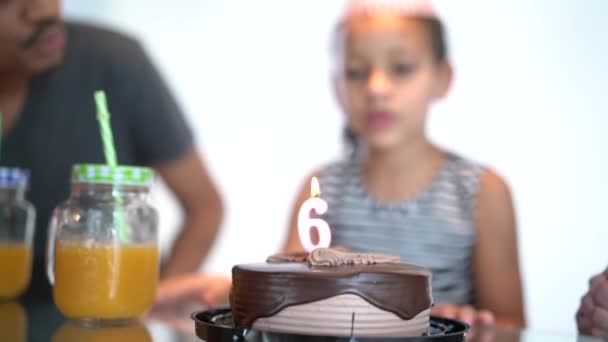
[340,0,439,21]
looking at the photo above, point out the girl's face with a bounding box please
[335,14,452,152]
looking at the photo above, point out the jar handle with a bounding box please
[25,203,36,247]
[46,209,60,285]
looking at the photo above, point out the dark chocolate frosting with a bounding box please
[230,259,432,328]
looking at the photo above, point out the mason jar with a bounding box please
[0,167,35,300]
[47,164,159,326]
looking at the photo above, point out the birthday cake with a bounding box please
[230,248,433,337]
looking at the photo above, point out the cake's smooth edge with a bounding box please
[244,290,431,323]
[251,294,431,337]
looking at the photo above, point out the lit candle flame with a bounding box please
[311,177,321,198]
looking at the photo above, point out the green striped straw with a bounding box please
[94,91,118,167]
[94,91,128,242]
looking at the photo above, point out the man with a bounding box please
[577,267,608,339]
[0,0,223,304]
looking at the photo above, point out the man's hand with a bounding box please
[432,304,495,327]
[577,267,608,339]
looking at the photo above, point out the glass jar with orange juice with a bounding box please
[0,167,35,300]
[47,164,159,326]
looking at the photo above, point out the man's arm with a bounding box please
[155,148,223,278]
[115,39,224,276]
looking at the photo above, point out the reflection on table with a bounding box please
[0,301,27,342]
[5,301,605,342]
[22,301,195,342]
[466,326,604,342]
[51,321,152,342]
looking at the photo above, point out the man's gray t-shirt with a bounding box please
[3,22,194,303]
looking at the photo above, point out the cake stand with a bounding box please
[192,308,469,342]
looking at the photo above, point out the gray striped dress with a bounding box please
[319,152,484,305]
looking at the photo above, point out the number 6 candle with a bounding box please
[297,176,331,252]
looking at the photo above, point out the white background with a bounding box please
[64,0,608,333]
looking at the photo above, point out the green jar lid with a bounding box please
[71,164,154,186]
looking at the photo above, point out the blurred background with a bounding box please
[63,0,607,334]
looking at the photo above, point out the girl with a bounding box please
[283,0,525,327]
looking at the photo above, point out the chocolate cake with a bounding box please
[230,248,433,337]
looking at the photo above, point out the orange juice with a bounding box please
[53,243,159,320]
[0,243,32,299]
[52,322,151,342]
[0,301,27,342]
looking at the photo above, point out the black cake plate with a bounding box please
[192,308,469,342]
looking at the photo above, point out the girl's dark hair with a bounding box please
[342,17,448,158]
[423,18,448,63]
